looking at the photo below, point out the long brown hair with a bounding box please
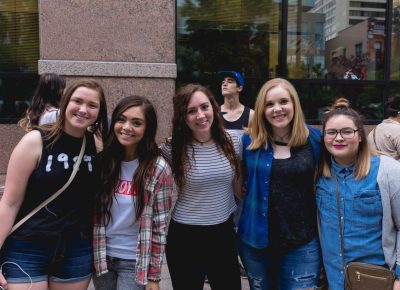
[247,78,308,150]
[319,98,371,179]
[44,79,108,148]
[166,83,239,190]
[19,73,66,131]
[95,95,160,224]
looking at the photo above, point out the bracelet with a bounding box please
[148,278,161,283]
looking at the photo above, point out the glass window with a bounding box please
[391,0,400,79]
[287,0,387,80]
[0,0,39,121]
[176,0,281,81]
[176,0,394,122]
[294,82,384,122]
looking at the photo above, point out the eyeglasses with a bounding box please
[324,127,359,141]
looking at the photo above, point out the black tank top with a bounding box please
[12,130,97,237]
[222,106,250,130]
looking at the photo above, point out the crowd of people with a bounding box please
[0,71,400,290]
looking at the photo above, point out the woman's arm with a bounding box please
[0,130,42,247]
[147,159,176,282]
[0,130,41,289]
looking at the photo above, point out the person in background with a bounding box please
[239,78,321,290]
[218,70,254,278]
[92,95,175,290]
[219,70,254,133]
[18,73,66,130]
[161,83,242,290]
[317,98,400,290]
[0,79,108,290]
[368,95,400,160]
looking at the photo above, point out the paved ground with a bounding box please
[88,258,250,289]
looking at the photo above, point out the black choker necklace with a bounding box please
[192,136,212,146]
[273,140,288,146]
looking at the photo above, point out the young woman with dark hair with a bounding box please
[0,79,108,290]
[19,73,66,130]
[161,83,242,290]
[317,98,400,290]
[93,95,175,290]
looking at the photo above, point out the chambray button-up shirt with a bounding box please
[316,156,385,290]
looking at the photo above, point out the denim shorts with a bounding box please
[0,234,93,283]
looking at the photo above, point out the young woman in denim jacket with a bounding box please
[92,96,175,290]
[239,78,321,290]
[317,98,400,290]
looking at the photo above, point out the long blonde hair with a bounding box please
[319,98,371,179]
[247,78,308,150]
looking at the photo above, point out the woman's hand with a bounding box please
[393,279,400,290]
[0,272,8,290]
[145,281,159,290]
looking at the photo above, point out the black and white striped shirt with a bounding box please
[161,132,242,225]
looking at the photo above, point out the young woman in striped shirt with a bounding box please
[161,84,242,290]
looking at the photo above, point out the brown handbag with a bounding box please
[345,262,395,290]
[333,170,395,290]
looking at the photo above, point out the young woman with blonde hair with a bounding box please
[239,78,322,290]
[317,98,400,290]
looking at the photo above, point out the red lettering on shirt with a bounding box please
[115,180,137,196]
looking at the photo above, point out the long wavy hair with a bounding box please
[19,73,66,130]
[95,95,160,224]
[247,78,308,150]
[166,83,239,190]
[319,98,371,179]
[44,79,109,148]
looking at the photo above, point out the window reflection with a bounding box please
[391,0,400,79]
[288,0,387,80]
[294,82,384,122]
[0,0,39,120]
[177,0,281,80]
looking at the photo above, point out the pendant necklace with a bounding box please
[192,135,213,146]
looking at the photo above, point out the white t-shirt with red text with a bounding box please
[105,159,140,260]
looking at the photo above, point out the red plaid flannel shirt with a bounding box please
[93,156,176,285]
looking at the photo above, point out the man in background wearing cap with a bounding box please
[218,70,253,280]
[219,70,254,132]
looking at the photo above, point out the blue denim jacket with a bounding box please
[316,156,386,290]
[238,125,321,248]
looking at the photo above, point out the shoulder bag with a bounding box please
[333,170,395,290]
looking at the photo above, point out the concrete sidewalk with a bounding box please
[87,257,250,289]
[88,258,250,289]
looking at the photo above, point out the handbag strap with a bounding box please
[10,135,87,234]
[372,127,380,151]
[333,169,347,272]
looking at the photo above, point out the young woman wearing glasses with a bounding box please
[317,98,400,290]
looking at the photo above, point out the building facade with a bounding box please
[1,0,400,173]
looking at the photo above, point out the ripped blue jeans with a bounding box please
[239,237,320,290]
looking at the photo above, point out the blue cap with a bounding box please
[218,70,245,87]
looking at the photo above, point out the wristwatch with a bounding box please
[148,278,161,283]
